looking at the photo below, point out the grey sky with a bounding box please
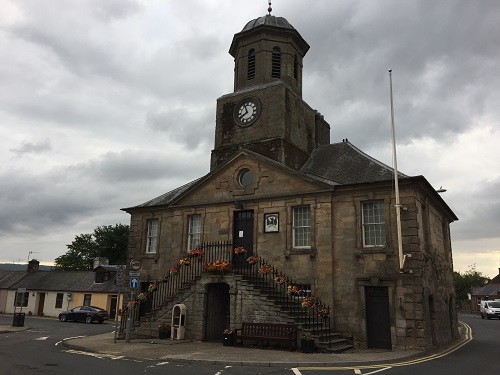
[1,0,499,276]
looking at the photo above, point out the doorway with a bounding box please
[37,293,45,316]
[232,210,254,268]
[109,296,117,320]
[365,286,392,349]
[204,283,230,342]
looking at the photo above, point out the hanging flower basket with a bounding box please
[233,246,248,255]
[287,285,303,296]
[301,296,317,309]
[275,275,287,285]
[188,248,204,258]
[137,292,148,301]
[147,283,157,293]
[170,266,179,275]
[180,257,191,266]
[317,307,331,319]
[246,256,261,265]
[259,264,274,275]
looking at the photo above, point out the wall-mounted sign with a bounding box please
[130,260,141,270]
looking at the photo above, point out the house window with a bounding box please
[83,294,91,306]
[293,206,311,248]
[55,293,64,309]
[14,292,29,307]
[247,49,255,80]
[272,47,281,78]
[362,201,386,246]
[188,215,201,250]
[146,219,159,253]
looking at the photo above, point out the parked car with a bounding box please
[59,306,108,324]
[480,300,500,320]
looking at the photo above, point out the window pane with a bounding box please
[146,219,159,253]
[362,201,386,246]
[188,215,201,250]
[293,206,311,247]
[55,293,64,309]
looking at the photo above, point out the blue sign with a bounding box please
[130,277,139,289]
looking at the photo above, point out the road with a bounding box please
[0,313,498,374]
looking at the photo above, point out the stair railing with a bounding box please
[119,242,332,348]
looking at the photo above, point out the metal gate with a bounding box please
[365,286,392,349]
[204,283,230,342]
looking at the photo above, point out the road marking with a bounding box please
[64,349,125,360]
[297,321,472,372]
[34,336,49,340]
[292,368,302,375]
[55,335,86,346]
[354,367,392,374]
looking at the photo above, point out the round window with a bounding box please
[239,169,253,187]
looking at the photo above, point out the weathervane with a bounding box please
[268,1,272,15]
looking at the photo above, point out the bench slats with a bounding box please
[235,322,297,351]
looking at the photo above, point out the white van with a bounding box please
[480,300,500,319]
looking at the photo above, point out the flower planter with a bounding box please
[222,333,235,346]
[300,339,314,353]
[159,330,170,340]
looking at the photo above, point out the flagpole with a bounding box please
[389,69,404,272]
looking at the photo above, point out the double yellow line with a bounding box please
[296,321,473,372]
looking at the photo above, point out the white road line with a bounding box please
[292,368,302,375]
[354,370,362,374]
[55,335,86,346]
[34,336,49,340]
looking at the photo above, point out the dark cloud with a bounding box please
[0,0,498,268]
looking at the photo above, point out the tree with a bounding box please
[453,264,489,303]
[54,224,129,270]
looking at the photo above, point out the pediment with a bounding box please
[173,151,332,207]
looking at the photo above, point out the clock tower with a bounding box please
[210,8,331,171]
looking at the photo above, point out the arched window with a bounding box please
[247,49,255,80]
[272,47,281,78]
[294,54,298,79]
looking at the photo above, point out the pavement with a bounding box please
[0,321,470,367]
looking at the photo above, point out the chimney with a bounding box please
[27,259,39,273]
[93,257,109,269]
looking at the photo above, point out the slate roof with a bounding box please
[301,141,407,185]
[0,270,28,289]
[5,270,118,293]
[473,283,500,297]
[124,141,410,210]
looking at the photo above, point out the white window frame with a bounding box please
[293,206,311,248]
[187,215,201,250]
[146,219,159,254]
[362,201,386,247]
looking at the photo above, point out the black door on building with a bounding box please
[232,210,254,268]
[204,283,230,342]
[365,286,392,349]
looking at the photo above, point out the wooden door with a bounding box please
[37,293,45,316]
[232,210,254,267]
[365,286,392,349]
[204,283,230,342]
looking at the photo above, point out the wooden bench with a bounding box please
[234,322,297,351]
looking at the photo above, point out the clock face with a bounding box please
[234,98,260,126]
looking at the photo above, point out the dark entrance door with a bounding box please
[204,283,230,342]
[109,296,117,320]
[365,286,392,349]
[37,293,45,316]
[232,210,254,268]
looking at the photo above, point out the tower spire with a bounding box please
[268,1,272,15]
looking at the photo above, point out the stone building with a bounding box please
[122,9,458,351]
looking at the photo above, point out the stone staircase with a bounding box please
[121,242,352,353]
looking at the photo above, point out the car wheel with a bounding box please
[85,316,92,324]
[487,316,491,320]
[60,315,67,322]
[481,313,484,319]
